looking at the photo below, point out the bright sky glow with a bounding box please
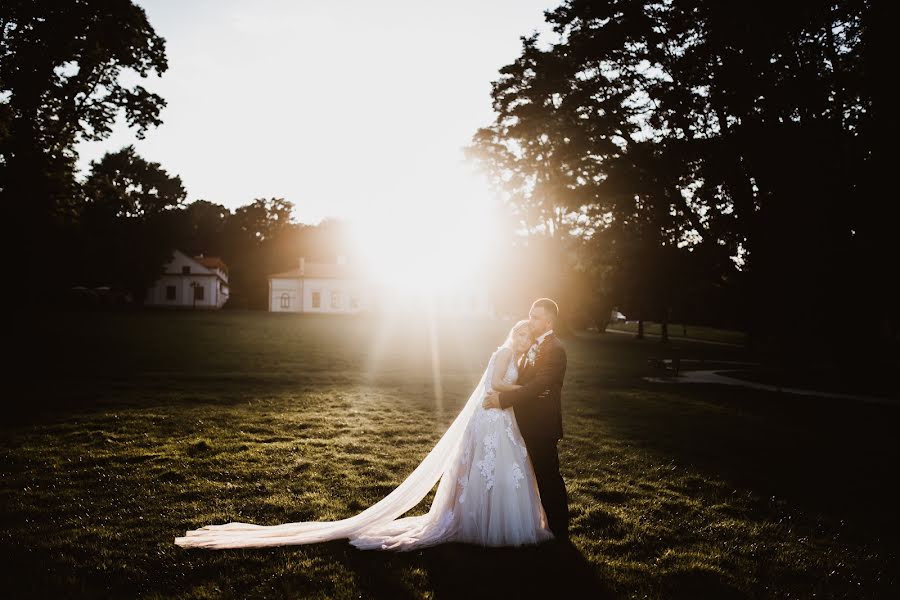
[76,0,557,225]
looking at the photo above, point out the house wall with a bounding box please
[269,278,367,313]
[302,278,367,313]
[165,250,229,283]
[216,280,229,308]
[145,251,229,309]
[268,278,496,316]
[270,278,302,312]
[145,275,221,308]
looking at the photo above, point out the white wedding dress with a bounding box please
[174,346,553,551]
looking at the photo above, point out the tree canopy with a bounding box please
[470,0,896,353]
[1,0,168,287]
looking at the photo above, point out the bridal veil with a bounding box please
[175,360,494,550]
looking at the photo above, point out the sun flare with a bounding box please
[348,168,501,295]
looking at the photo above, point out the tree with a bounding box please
[225,198,295,246]
[78,146,185,300]
[222,198,298,309]
[1,0,167,289]
[473,0,893,354]
[82,146,185,219]
[179,200,231,258]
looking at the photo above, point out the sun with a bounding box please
[348,169,501,296]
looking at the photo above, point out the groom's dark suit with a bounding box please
[499,332,569,538]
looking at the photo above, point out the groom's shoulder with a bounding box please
[549,335,567,355]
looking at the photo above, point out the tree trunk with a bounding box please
[661,308,670,344]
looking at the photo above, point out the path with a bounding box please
[645,369,896,405]
[604,327,744,347]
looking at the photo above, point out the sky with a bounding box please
[76,0,558,225]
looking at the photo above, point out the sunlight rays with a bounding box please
[350,168,503,407]
[427,301,443,410]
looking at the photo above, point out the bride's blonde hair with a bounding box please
[502,319,532,350]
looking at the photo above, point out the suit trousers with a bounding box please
[526,436,569,537]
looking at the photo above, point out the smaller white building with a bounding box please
[269,256,495,317]
[269,257,369,314]
[145,250,230,309]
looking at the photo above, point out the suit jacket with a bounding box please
[499,333,566,443]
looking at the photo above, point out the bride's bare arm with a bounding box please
[490,347,522,392]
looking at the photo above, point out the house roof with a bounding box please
[269,262,363,280]
[194,255,228,274]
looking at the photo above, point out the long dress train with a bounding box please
[174,346,552,550]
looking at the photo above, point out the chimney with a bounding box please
[299,256,305,276]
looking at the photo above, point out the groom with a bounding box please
[484,298,569,539]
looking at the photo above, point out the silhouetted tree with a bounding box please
[472,0,895,355]
[1,0,167,295]
[220,198,298,308]
[78,146,185,300]
[177,200,232,258]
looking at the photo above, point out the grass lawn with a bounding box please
[2,310,896,599]
[606,322,747,346]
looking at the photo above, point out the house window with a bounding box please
[331,291,342,309]
[350,294,360,310]
[311,291,321,308]
[194,285,204,300]
[182,266,190,274]
[166,285,176,300]
[280,293,290,309]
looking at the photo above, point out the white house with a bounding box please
[145,250,230,309]
[268,256,493,317]
[268,257,369,314]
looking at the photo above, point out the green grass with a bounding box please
[2,310,896,599]
[606,322,747,345]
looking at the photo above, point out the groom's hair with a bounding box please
[532,298,559,321]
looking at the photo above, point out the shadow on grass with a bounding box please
[613,379,900,544]
[330,538,619,600]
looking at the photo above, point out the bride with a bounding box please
[174,320,553,550]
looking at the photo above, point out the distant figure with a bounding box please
[175,298,568,550]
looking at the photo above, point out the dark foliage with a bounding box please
[469,0,898,357]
